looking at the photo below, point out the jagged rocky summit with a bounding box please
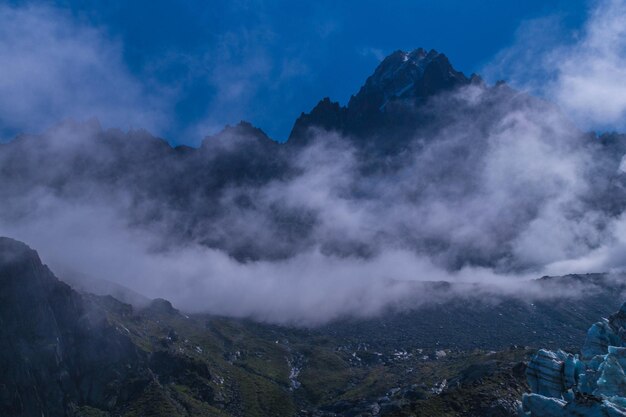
[288,47,480,150]
[523,302,626,416]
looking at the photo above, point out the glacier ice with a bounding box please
[522,302,626,416]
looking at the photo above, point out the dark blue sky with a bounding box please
[16,0,589,142]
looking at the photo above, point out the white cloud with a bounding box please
[486,0,626,130]
[0,4,170,139]
[551,0,626,127]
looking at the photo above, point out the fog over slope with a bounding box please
[2,1,626,324]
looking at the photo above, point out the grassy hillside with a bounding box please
[75,274,625,417]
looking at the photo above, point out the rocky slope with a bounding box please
[317,274,626,352]
[2,236,626,417]
[0,237,146,416]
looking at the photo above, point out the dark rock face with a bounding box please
[0,237,146,416]
[289,97,347,144]
[347,48,469,118]
[289,48,472,148]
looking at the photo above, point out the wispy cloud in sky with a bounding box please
[486,0,626,131]
[0,3,314,144]
[0,4,170,140]
[551,0,626,128]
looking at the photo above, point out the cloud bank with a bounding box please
[1,1,626,325]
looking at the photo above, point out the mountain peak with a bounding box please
[0,237,44,278]
[288,48,471,144]
[367,48,440,87]
[349,47,469,112]
[202,120,274,149]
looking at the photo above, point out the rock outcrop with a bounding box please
[288,48,474,149]
[0,237,147,416]
[522,302,626,416]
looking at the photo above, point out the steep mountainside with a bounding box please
[0,238,146,416]
[1,237,625,417]
[317,274,626,352]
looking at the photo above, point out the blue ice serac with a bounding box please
[522,302,626,416]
